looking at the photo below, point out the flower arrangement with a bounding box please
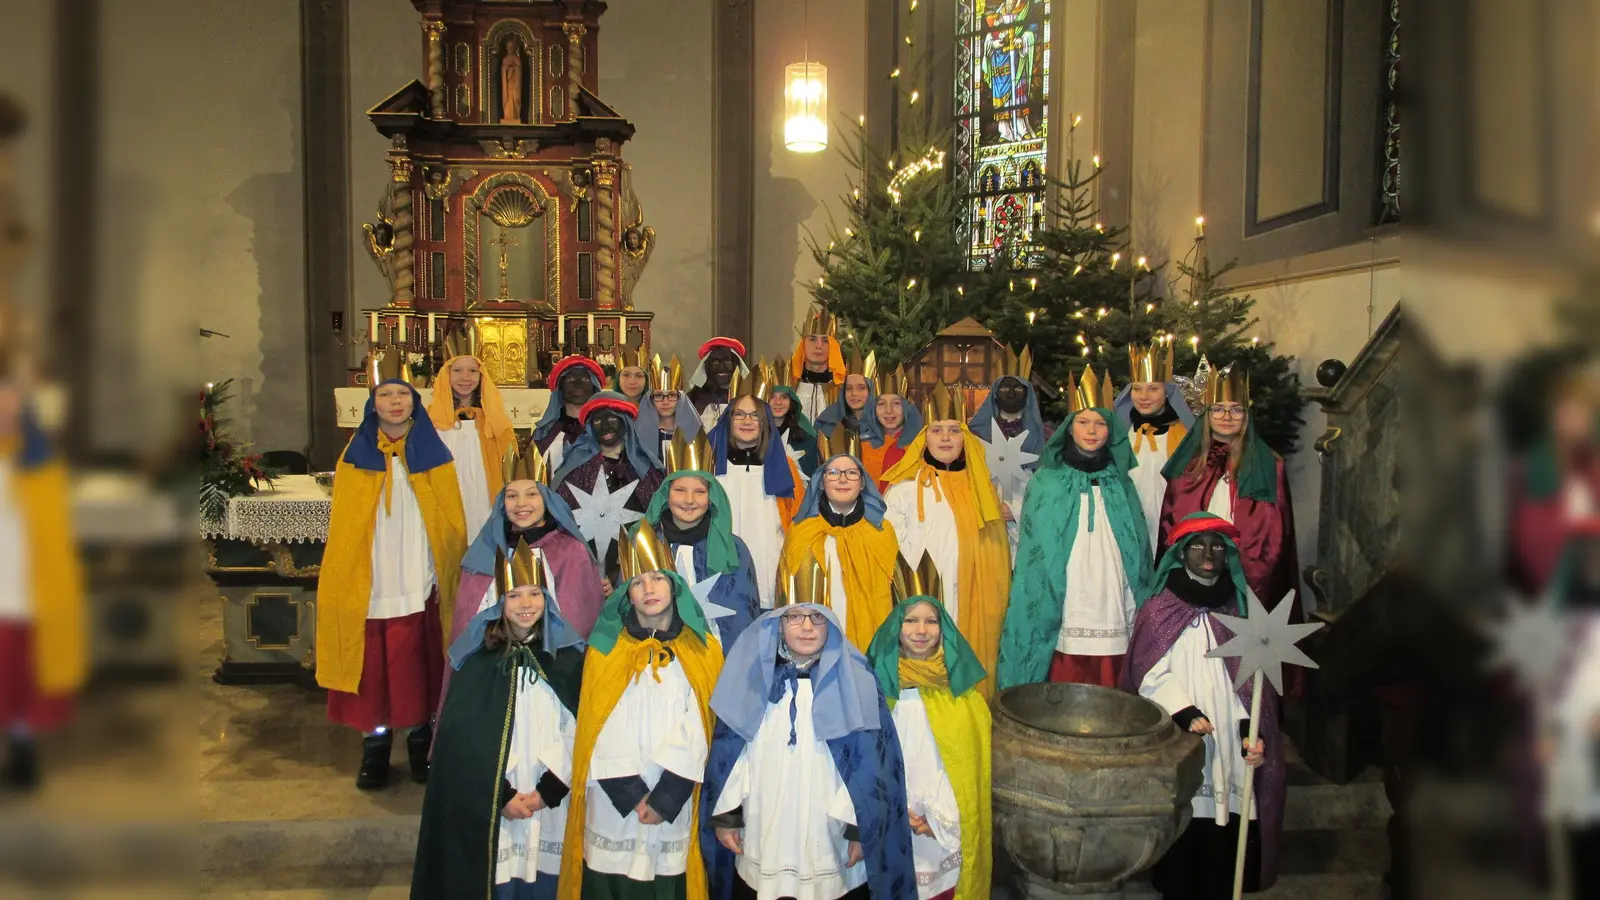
[200,379,280,519]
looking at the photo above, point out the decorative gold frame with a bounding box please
[465,171,560,310]
[473,317,532,386]
[245,591,300,651]
[480,20,542,125]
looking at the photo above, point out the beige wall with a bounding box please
[0,0,55,323]
[750,0,867,360]
[599,0,715,362]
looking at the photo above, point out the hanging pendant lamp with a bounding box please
[784,0,827,153]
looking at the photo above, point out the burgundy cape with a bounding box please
[1158,452,1299,618]
[1122,588,1286,891]
[448,527,603,641]
[1504,456,1600,596]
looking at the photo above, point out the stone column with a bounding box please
[561,22,586,120]
[423,19,447,119]
[592,154,618,310]
[387,138,415,308]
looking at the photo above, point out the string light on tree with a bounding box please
[886,148,946,203]
[1195,216,1206,238]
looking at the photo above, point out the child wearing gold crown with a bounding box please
[633,354,702,467]
[791,307,848,426]
[1113,340,1195,549]
[424,328,517,542]
[996,367,1152,690]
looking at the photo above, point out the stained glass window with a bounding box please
[955,0,1051,270]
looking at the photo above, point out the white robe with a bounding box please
[0,461,29,622]
[1128,426,1178,549]
[699,402,729,433]
[1206,473,1235,523]
[712,677,865,900]
[1545,615,1600,825]
[719,462,787,610]
[1055,486,1137,656]
[1138,609,1256,824]
[794,381,834,426]
[822,535,852,645]
[883,480,963,623]
[890,689,963,899]
[584,652,707,880]
[439,417,492,542]
[367,456,437,620]
[498,667,578,883]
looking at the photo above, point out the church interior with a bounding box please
[0,1,1595,899]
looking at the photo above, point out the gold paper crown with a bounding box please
[802,306,838,338]
[664,429,715,475]
[845,347,877,381]
[495,539,550,595]
[618,345,650,371]
[502,439,550,485]
[776,554,831,607]
[442,327,477,360]
[729,358,774,403]
[998,345,1034,381]
[891,550,945,603]
[1067,366,1116,413]
[647,354,684,393]
[368,346,414,388]
[874,364,909,398]
[770,352,796,390]
[815,423,863,462]
[1129,339,1175,384]
[618,519,676,581]
[922,382,966,424]
[1204,365,1252,406]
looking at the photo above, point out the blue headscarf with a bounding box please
[875,394,924,450]
[550,391,658,486]
[814,377,878,442]
[792,453,889,528]
[533,369,603,442]
[342,380,453,473]
[969,375,1048,458]
[633,389,701,466]
[1112,381,1197,431]
[447,573,586,670]
[460,485,592,575]
[706,401,799,499]
[710,603,882,744]
[19,405,52,469]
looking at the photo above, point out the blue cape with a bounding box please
[533,370,602,442]
[706,403,800,499]
[969,375,1048,458]
[460,487,592,575]
[633,389,701,466]
[661,530,761,650]
[447,575,586,670]
[342,379,453,473]
[793,453,889,528]
[1112,381,1197,431]
[703,604,916,900]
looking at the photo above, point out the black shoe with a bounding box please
[3,738,38,791]
[356,732,392,790]
[406,723,432,784]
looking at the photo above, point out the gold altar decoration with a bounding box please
[424,20,447,119]
[472,317,531,387]
[464,171,559,310]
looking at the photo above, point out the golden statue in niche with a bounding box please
[500,37,524,124]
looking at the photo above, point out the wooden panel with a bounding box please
[1253,0,1335,222]
[713,0,755,343]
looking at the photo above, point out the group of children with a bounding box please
[315,309,1304,900]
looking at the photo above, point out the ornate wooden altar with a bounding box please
[356,0,656,388]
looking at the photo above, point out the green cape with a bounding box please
[865,595,987,700]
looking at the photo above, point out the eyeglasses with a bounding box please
[730,410,762,422]
[1208,405,1247,419]
[781,611,828,626]
[823,467,863,482]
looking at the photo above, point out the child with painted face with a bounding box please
[551,392,665,575]
[688,338,750,432]
[535,357,605,471]
[1123,514,1279,899]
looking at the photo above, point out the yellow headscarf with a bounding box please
[424,355,517,498]
[881,424,1011,699]
[790,335,846,385]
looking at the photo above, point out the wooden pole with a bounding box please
[1231,668,1265,900]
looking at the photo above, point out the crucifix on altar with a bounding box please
[490,227,520,301]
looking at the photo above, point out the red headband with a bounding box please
[549,356,604,385]
[579,396,639,425]
[1167,515,1242,548]
[699,337,747,359]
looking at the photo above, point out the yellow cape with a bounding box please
[558,628,725,900]
[777,513,900,649]
[789,335,845,385]
[11,454,87,696]
[898,656,993,900]
[881,427,1011,700]
[424,355,518,499]
[314,434,467,694]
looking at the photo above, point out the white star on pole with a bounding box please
[778,429,806,466]
[1485,591,1572,698]
[688,572,735,621]
[979,428,1039,502]
[567,477,645,564]
[1205,590,1323,694]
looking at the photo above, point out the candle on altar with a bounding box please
[556,314,566,345]
[426,313,437,345]
[369,312,380,344]
[396,313,410,346]
[586,313,595,344]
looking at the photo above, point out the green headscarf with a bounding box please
[1040,407,1138,473]
[1160,414,1280,504]
[865,596,987,700]
[770,385,817,437]
[1143,512,1252,612]
[586,568,711,655]
[641,470,740,574]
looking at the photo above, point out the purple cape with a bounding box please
[1121,588,1286,891]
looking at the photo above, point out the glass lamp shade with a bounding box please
[784,61,828,153]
